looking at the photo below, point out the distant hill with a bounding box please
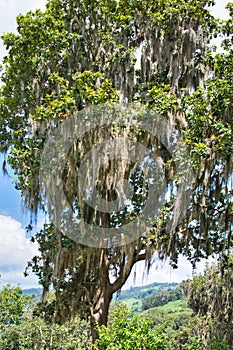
[113,282,181,312]
[118,282,179,300]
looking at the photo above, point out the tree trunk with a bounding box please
[90,287,112,343]
[88,245,146,343]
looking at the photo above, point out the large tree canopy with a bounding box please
[0,0,232,341]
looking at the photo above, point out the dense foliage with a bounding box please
[0,284,91,349]
[0,281,232,349]
[182,256,233,348]
[0,284,26,325]
[141,287,183,310]
[94,302,231,350]
[95,304,168,350]
[0,314,92,350]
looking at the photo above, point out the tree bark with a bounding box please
[88,244,145,343]
[90,288,112,343]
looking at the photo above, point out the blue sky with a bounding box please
[0,0,230,289]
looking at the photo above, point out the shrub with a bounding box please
[0,315,92,350]
[94,304,168,350]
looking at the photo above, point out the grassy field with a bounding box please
[113,297,142,311]
[155,298,189,312]
[140,298,192,332]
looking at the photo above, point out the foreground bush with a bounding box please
[0,315,92,350]
[94,304,168,350]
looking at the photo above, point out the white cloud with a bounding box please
[210,0,230,20]
[0,215,39,289]
[0,0,47,33]
[0,270,39,289]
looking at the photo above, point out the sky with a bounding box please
[0,0,230,289]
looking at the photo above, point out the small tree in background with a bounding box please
[0,284,25,325]
[182,256,233,348]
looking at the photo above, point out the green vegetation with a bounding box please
[115,297,142,311]
[141,286,183,310]
[0,284,91,349]
[0,315,92,349]
[1,272,232,349]
[96,302,231,350]
[182,256,233,347]
[149,298,189,313]
[141,299,193,344]
[0,284,26,324]
[95,304,168,350]
[112,282,184,312]
[117,282,178,302]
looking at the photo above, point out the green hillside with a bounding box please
[118,282,178,300]
[113,282,182,312]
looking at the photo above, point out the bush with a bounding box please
[208,338,231,350]
[94,304,168,350]
[0,315,92,350]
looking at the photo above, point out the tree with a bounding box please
[182,255,233,348]
[142,287,183,310]
[0,284,25,325]
[0,0,232,342]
